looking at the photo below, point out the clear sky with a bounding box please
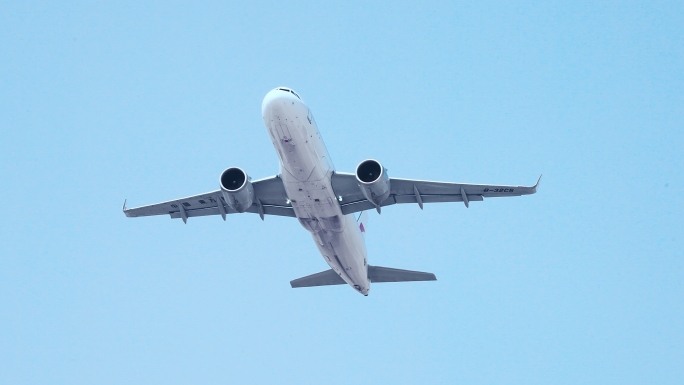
[1,1,682,384]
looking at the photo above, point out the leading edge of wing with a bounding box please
[123,190,223,218]
[389,175,542,196]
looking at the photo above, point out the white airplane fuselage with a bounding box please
[261,88,370,295]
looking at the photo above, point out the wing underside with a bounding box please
[331,172,541,215]
[123,175,295,221]
[124,173,540,221]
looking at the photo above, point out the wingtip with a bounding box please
[122,199,131,217]
[533,174,543,192]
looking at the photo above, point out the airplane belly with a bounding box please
[265,105,324,183]
[311,215,369,295]
[263,89,370,295]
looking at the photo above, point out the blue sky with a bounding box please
[1,1,682,384]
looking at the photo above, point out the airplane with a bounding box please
[123,87,541,296]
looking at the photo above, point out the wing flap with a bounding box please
[395,194,484,204]
[169,204,296,219]
[339,194,484,215]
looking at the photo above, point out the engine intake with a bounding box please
[219,167,254,213]
[355,159,390,208]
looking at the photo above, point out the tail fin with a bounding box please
[357,211,369,238]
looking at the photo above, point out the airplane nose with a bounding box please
[261,87,304,117]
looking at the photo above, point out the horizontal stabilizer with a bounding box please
[290,269,345,288]
[368,265,436,283]
[290,265,437,289]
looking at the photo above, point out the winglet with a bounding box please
[122,199,130,217]
[533,174,542,192]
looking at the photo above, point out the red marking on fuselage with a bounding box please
[359,223,365,233]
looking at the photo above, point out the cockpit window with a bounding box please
[278,87,301,100]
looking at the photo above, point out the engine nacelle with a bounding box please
[219,167,254,213]
[355,159,390,207]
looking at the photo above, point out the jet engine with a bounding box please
[355,159,390,209]
[219,167,255,213]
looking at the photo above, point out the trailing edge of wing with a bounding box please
[168,204,295,219]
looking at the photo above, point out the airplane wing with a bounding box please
[123,175,295,222]
[331,172,541,215]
